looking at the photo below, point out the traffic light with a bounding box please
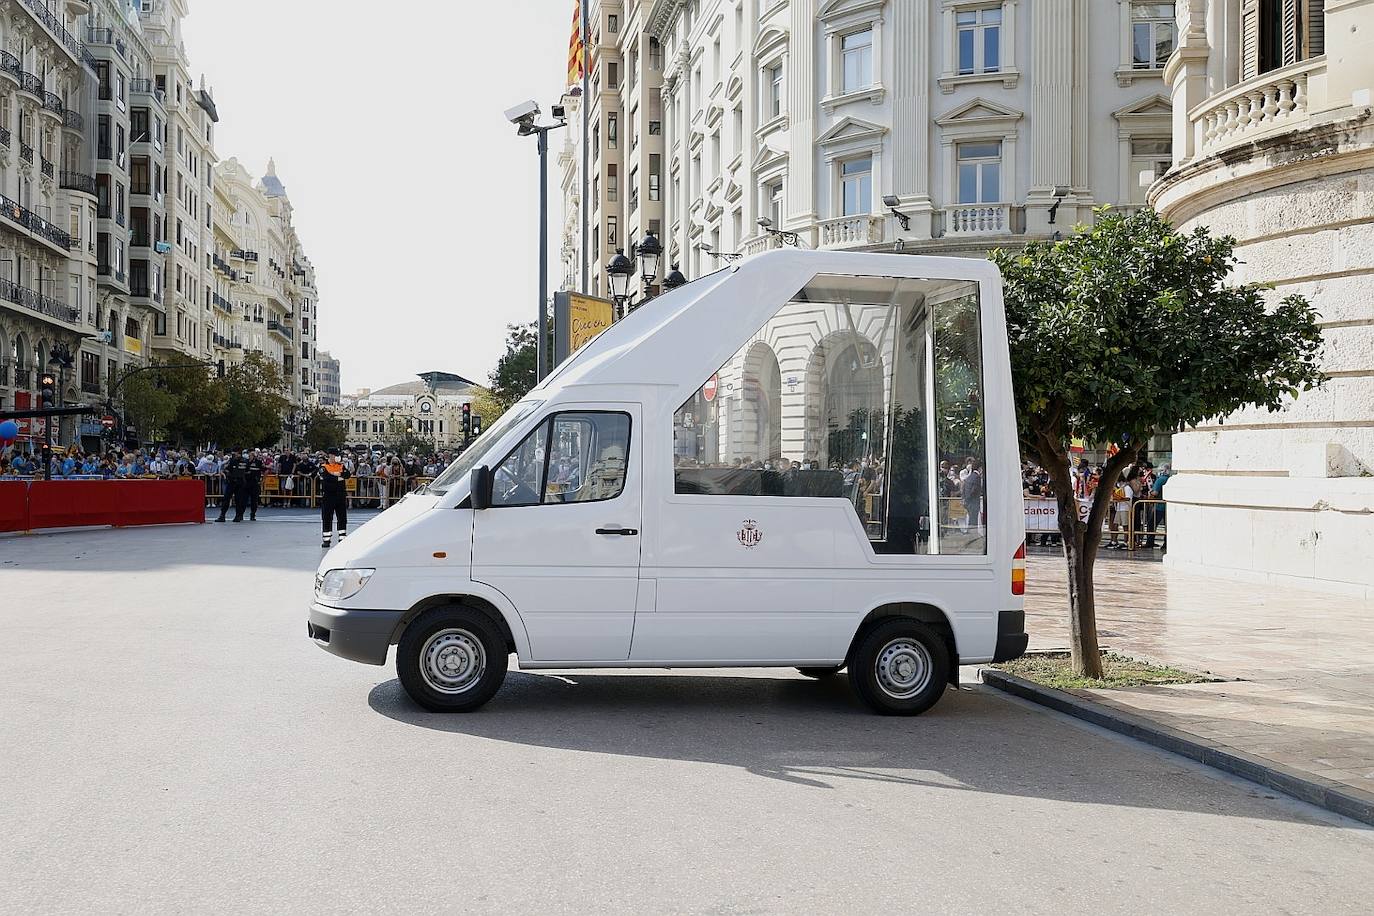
[39,373,56,409]
[461,402,472,437]
[471,414,482,437]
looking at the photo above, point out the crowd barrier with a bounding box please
[193,474,437,510]
[1024,495,1166,548]
[0,478,206,534]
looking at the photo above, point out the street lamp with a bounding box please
[508,99,567,383]
[634,230,661,296]
[662,265,687,291]
[606,248,635,318]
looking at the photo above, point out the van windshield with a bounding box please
[427,400,543,495]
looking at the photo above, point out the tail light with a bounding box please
[1011,542,1026,596]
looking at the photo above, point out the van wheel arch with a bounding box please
[846,603,959,684]
[392,596,517,655]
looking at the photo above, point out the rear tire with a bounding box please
[848,619,949,716]
[796,666,842,679]
[397,606,508,712]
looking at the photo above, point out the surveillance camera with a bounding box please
[1052,186,1071,198]
[504,100,540,125]
[882,195,901,209]
[756,216,773,228]
[551,103,566,121]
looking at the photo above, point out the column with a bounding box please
[889,0,932,238]
[1025,0,1076,234]
[787,0,818,241]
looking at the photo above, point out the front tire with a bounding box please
[397,606,508,712]
[848,619,949,715]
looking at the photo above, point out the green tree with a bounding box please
[466,385,506,432]
[302,406,347,453]
[991,208,1324,678]
[488,323,537,411]
[119,369,179,441]
[208,352,290,449]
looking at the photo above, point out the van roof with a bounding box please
[538,248,1000,401]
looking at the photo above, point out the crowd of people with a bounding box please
[1022,457,1172,549]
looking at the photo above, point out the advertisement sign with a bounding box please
[124,336,142,355]
[1024,497,1093,532]
[553,291,616,364]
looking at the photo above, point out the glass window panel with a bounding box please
[1130,138,1171,156]
[842,156,871,175]
[1154,22,1176,61]
[544,413,631,503]
[958,141,1001,160]
[983,25,1000,72]
[933,290,987,555]
[958,164,978,204]
[982,7,1002,24]
[958,29,975,74]
[956,11,977,25]
[980,162,1000,203]
[491,419,549,507]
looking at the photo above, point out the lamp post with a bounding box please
[632,231,661,307]
[662,265,687,291]
[509,100,567,383]
[606,247,635,319]
[47,342,75,449]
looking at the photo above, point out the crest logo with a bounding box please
[737,519,763,549]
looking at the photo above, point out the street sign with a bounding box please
[101,415,116,429]
[702,374,718,402]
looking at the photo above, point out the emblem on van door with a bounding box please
[737,519,763,549]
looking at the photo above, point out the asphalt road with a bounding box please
[3,511,1372,915]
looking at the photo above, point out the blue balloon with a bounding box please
[0,419,17,441]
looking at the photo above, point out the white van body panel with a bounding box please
[311,249,1024,671]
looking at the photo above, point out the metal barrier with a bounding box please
[1022,495,1166,550]
[191,473,440,510]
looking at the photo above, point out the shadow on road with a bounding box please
[366,671,1345,825]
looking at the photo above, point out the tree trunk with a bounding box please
[1062,525,1103,679]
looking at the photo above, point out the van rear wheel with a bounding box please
[397,606,508,712]
[796,666,842,679]
[848,619,949,715]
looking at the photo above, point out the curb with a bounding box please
[979,668,1374,828]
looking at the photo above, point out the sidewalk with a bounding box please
[1019,553,1374,804]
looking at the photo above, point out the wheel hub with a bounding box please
[420,628,486,695]
[874,637,932,700]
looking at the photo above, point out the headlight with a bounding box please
[317,568,375,600]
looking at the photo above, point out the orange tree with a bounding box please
[991,208,1324,677]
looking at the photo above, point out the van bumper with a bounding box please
[992,610,1029,663]
[307,602,404,666]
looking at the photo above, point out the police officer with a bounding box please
[318,451,350,548]
[245,449,265,521]
[216,450,249,522]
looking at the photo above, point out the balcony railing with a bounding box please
[0,276,79,324]
[0,51,19,80]
[740,235,780,258]
[43,91,63,114]
[85,27,127,60]
[20,72,42,98]
[231,249,260,262]
[19,142,33,163]
[211,291,232,311]
[40,158,53,179]
[63,109,83,132]
[21,0,91,67]
[0,128,9,148]
[0,193,75,249]
[267,320,293,340]
[944,204,1010,236]
[115,210,126,227]
[61,170,97,195]
[1191,58,1326,160]
[818,214,884,250]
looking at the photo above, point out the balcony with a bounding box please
[96,263,128,287]
[0,276,79,325]
[63,109,83,132]
[40,158,53,179]
[19,142,32,163]
[86,27,128,61]
[211,291,232,311]
[818,214,884,250]
[740,234,780,258]
[0,128,9,148]
[20,71,43,99]
[42,91,63,115]
[0,51,18,83]
[231,248,260,262]
[61,171,97,196]
[0,193,75,250]
[944,204,1010,236]
[1191,58,1326,161]
[20,0,91,67]
[267,319,293,340]
[129,78,165,107]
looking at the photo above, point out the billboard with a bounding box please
[553,291,615,364]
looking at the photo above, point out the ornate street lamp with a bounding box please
[634,230,662,295]
[662,265,687,291]
[606,248,635,318]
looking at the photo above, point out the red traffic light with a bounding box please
[40,374,55,388]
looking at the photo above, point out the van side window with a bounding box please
[670,274,987,556]
[491,412,631,507]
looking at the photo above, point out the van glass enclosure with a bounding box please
[671,274,987,556]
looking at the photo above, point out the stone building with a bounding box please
[336,372,479,452]
[1152,0,1374,596]
[314,349,340,406]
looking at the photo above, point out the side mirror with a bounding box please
[470,465,492,510]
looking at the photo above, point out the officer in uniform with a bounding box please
[216,451,249,522]
[318,452,350,548]
[245,449,265,521]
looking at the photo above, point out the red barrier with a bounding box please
[0,482,28,533]
[5,479,206,533]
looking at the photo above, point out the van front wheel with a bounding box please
[397,607,508,712]
[848,620,949,715]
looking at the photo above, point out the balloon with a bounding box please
[0,419,18,441]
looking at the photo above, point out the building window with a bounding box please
[607,163,618,202]
[1129,138,1172,204]
[608,13,619,33]
[841,30,874,92]
[629,105,638,149]
[649,38,663,70]
[607,61,619,89]
[607,216,618,247]
[649,154,661,201]
[629,166,639,214]
[957,7,1001,75]
[766,181,784,227]
[1131,3,1176,69]
[766,63,783,119]
[957,141,1002,204]
[840,156,873,216]
[607,113,618,148]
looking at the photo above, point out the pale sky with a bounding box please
[182,1,571,393]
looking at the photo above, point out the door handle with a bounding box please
[595,527,639,536]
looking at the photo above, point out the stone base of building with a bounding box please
[1163,474,1374,600]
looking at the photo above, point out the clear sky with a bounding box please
[182,1,572,394]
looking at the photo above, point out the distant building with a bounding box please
[315,350,341,406]
[335,372,479,451]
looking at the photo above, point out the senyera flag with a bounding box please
[568,1,584,87]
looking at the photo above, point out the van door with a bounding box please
[471,406,640,662]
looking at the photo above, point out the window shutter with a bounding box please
[1240,2,1260,80]
[1281,0,1300,66]
[1305,0,1324,57]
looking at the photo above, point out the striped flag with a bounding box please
[567,1,585,87]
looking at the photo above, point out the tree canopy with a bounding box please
[302,407,347,454]
[117,352,289,449]
[992,207,1325,677]
[488,323,537,411]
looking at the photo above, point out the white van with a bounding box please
[308,249,1027,715]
